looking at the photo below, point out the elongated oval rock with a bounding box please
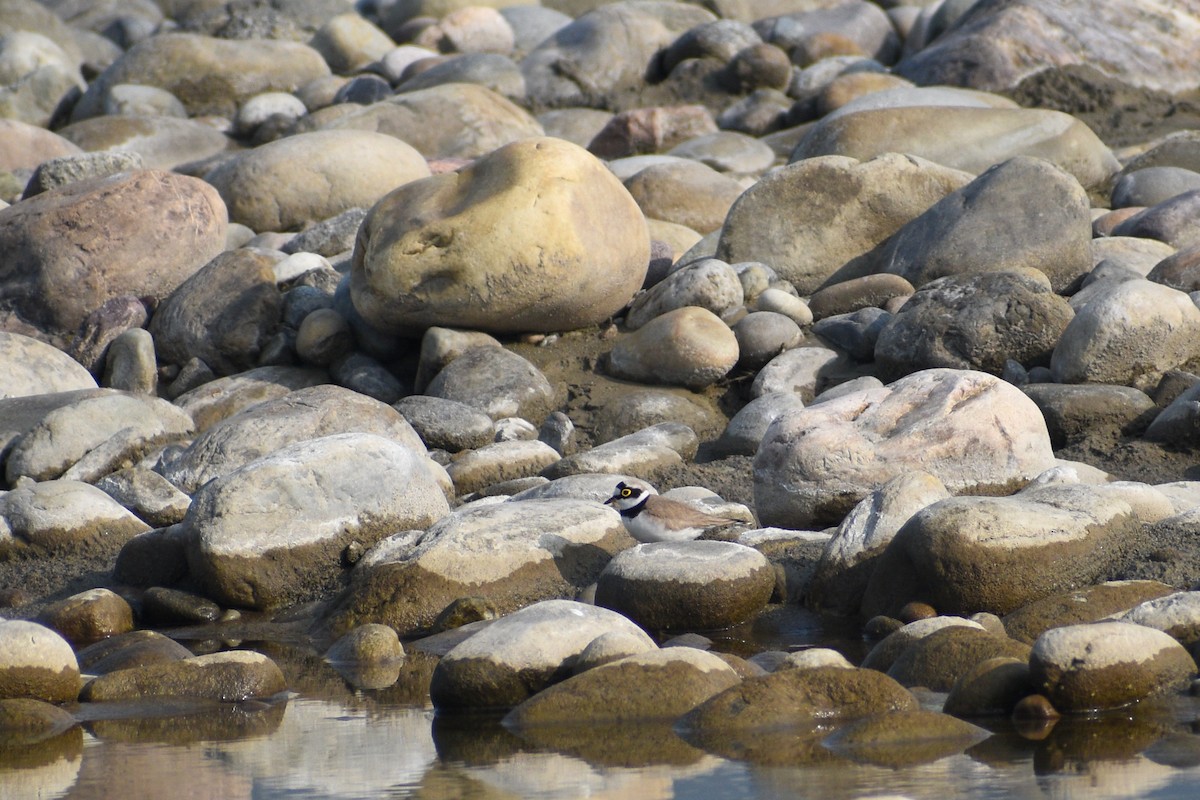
[1029,621,1196,712]
[503,648,739,728]
[679,665,917,733]
[607,306,739,390]
[351,136,649,336]
[203,130,430,233]
[71,33,331,120]
[79,651,287,702]
[430,600,656,712]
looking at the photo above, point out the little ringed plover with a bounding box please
[604,481,740,543]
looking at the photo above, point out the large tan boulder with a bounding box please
[351,136,650,336]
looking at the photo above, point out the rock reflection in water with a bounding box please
[0,727,82,800]
[433,712,723,799]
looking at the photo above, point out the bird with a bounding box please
[603,480,741,543]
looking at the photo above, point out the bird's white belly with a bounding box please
[623,514,704,543]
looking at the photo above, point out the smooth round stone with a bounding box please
[57,115,229,171]
[1111,190,1200,249]
[0,118,82,173]
[808,273,915,320]
[310,12,397,74]
[661,19,761,72]
[1023,383,1156,448]
[624,160,746,235]
[716,87,791,137]
[204,129,430,233]
[537,410,575,455]
[588,104,718,161]
[235,91,307,138]
[591,389,721,445]
[861,617,986,673]
[1030,621,1197,712]
[752,287,813,325]
[102,83,186,117]
[1002,581,1177,646]
[94,467,191,528]
[325,623,404,664]
[71,33,332,121]
[595,540,775,631]
[102,328,156,394]
[415,6,515,55]
[1090,236,1176,277]
[414,327,502,392]
[733,311,802,371]
[429,599,656,711]
[326,501,625,638]
[0,331,97,398]
[543,422,698,481]
[572,630,658,673]
[714,392,806,457]
[884,626,1031,691]
[503,647,740,727]
[809,471,949,615]
[397,52,525,100]
[780,648,854,671]
[750,345,842,401]
[1050,279,1200,390]
[943,656,1032,718]
[1148,242,1200,292]
[1120,592,1200,647]
[732,261,776,304]
[22,151,145,199]
[626,258,743,329]
[80,651,287,702]
[332,74,392,105]
[679,665,917,734]
[493,416,538,443]
[445,439,561,494]
[394,395,495,452]
[0,479,150,559]
[0,620,80,703]
[76,633,190,676]
[425,345,555,422]
[1113,166,1200,209]
[35,588,133,648]
[608,307,739,390]
[717,152,972,294]
[140,587,222,626]
[0,169,227,346]
[667,130,776,175]
[814,307,890,362]
[317,82,542,160]
[184,432,449,610]
[295,308,354,366]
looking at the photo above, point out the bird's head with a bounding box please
[604,480,650,512]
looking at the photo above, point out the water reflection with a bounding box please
[7,607,1200,800]
[7,692,1200,800]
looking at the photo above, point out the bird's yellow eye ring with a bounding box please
[621,488,632,497]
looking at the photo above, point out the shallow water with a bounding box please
[6,607,1200,800]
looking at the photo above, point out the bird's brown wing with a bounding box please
[643,495,739,528]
